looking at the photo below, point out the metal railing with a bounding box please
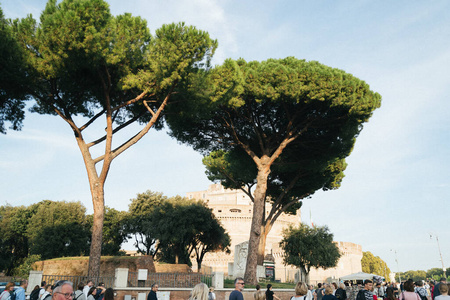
[127,272,212,288]
[42,275,115,288]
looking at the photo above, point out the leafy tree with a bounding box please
[11,254,41,278]
[27,200,90,259]
[167,57,381,283]
[8,0,216,276]
[426,268,447,280]
[0,205,30,275]
[125,191,167,256]
[396,270,426,282]
[361,251,391,279]
[150,197,231,270]
[0,6,29,133]
[280,224,341,284]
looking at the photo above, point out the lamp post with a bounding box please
[390,249,401,283]
[430,234,447,278]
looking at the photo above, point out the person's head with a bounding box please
[255,290,265,300]
[364,280,373,291]
[318,283,322,288]
[104,288,114,300]
[45,284,52,292]
[77,283,84,292]
[41,282,47,288]
[440,278,447,283]
[88,287,97,296]
[20,280,28,289]
[339,283,345,289]
[53,281,74,300]
[415,281,423,287]
[209,287,214,293]
[439,283,448,295]
[404,280,414,292]
[5,282,15,292]
[33,285,40,291]
[86,281,94,287]
[325,285,333,295]
[98,283,105,288]
[256,285,261,291]
[234,278,245,291]
[151,283,159,292]
[332,283,338,290]
[189,283,209,300]
[295,282,308,296]
[266,284,272,291]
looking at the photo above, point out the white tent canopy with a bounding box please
[339,272,384,281]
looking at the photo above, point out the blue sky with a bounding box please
[1,0,449,273]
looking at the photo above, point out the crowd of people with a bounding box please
[0,277,448,300]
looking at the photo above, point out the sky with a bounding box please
[1,0,449,274]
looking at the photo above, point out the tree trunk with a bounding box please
[301,266,310,284]
[88,182,105,278]
[256,223,270,265]
[244,160,270,284]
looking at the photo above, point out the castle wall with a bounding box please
[187,184,363,283]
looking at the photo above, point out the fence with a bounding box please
[41,275,115,288]
[127,272,212,288]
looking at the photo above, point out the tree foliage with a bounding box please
[0,7,29,133]
[6,0,217,276]
[280,224,341,284]
[167,57,381,283]
[125,190,167,256]
[361,251,391,279]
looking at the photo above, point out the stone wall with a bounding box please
[32,257,190,276]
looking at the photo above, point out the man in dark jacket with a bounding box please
[147,284,158,300]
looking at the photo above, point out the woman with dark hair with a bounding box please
[103,288,114,300]
[87,287,97,300]
[399,280,418,300]
[384,287,396,300]
[266,284,280,300]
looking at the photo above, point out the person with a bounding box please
[15,280,28,300]
[87,287,97,300]
[255,291,266,300]
[399,280,418,300]
[31,285,41,300]
[103,289,114,300]
[316,284,325,300]
[356,280,374,300]
[147,284,158,300]
[434,279,447,300]
[74,283,86,300]
[335,283,347,300]
[292,282,308,300]
[189,283,209,300]
[39,282,47,300]
[435,283,450,300]
[384,287,396,300]
[95,283,106,300]
[266,284,281,300]
[332,284,338,296]
[83,282,94,299]
[306,284,314,300]
[375,284,384,299]
[52,281,74,300]
[323,285,338,300]
[416,281,430,300]
[0,282,15,300]
[41,285,53,300]
[208,287,216,300]
[230,278,245,300]
[255,285,261,300]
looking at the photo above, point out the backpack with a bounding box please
[9,291,16,300]
[416,290,427,300]
[335,289,344,300]
[30,290,40,300]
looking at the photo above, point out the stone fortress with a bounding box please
[186,184,363,283]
